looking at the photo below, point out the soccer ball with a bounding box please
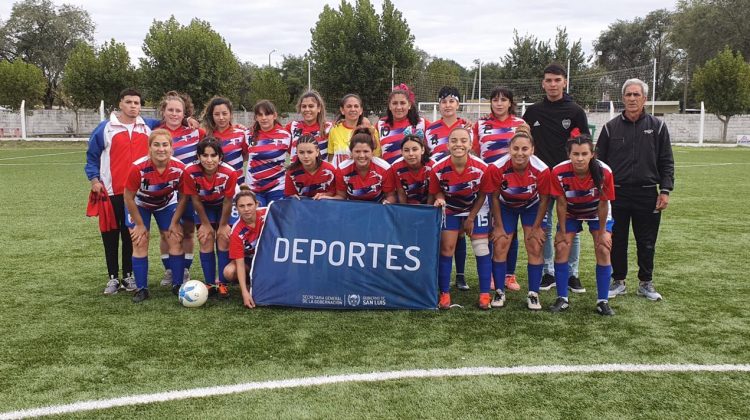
[178,280,208,308]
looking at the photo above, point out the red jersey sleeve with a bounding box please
[224,171,238,199]
[601,167,616,201]
[198,128,206,139]
[428,170,441,195]
[284,171,296,197]
[480,164,497,194]
[382,167,396,193]
[228,228,244,260]
[181,170,197,195]
[537,168,552,195]
[334,168,347,192]
[125,165,141,193]
[550,171,564,197]
[471,122,480,155]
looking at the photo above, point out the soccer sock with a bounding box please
[454,236,466,279]
[217,250,230,284]
[438,255,453,293]
[169,254,185,286]
[132,256,148,290]
[554,262,569,298]
[492,260,507,292]
[528,263,543,293]
[184,253,194,270]
[596,264,613,301]
[199,252,216,286]
[507,236,518,275]
[476,254,492,293]
[161,254,170,270]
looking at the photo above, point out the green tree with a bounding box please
[0,0,94,108]
[673,0,750,68]
[0,59,46,110]
[280,55,308,110]
[249,67,291,114]
[309,0,418,114]
[237,61,259,111]
[140,16,241,109]
[692,47,750,142]
[501,30,553,80]
[62,40,136,110]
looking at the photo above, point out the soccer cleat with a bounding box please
[478,293,491,310]
[103,277,120,295]
[596,300,615,316]
[454,275,470,291]
[637,281,663,301]
[549,296,569,312]
[438,292,451,310]
[183,268,191,283]
[608,280,627,298]
[527,292,542,310]
[132,288,150,303]
[207,284,218,298]
[161,269,173,287]
[491,289,506,308]
[505,274,521,291]
[568,275,586,293]
[540,273,556,291]
[217,283,230,299]
[171,284,181,296]
[122,273,137,292]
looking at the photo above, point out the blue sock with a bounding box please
[438,255,453,293]
[476,254,492,293]
[454,237,466,278]
[133,256,149,289]
[217,250,230,284]
[528,263,543,293]
[492,260,507,292]
[200,252,216,285]
[596,264,613,301]
[169,254,185,286]
[160,254,169,270]
[507,236,518,275]
[555,262,569,298]
[184,253,194,270]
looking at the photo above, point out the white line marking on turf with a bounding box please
[2,364,749,419]
[0,151,80,161]
[675,162,750,168]
[0,163,82,166]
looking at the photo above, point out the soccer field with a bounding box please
[1,142,749,418]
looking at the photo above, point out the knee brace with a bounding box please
[471,238,490,257]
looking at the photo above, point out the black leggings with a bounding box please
[100,194,133,278]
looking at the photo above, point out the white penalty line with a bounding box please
[0,151,81,161]
[675,162,750,168]
[2,364,749,419]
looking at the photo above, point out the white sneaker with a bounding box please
[608,280,627,298]
[161,269,173,287]
[122,273,137,292]
[637,281,662,301]
[490,290,505,308]
[103,277,120,295]
[527,292,542,310]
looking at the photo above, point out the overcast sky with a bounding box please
[1,0,678,68]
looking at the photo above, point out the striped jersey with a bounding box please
[487,155,551,209]
[429,154,489,216]
[212,126,249,184]
[286,120,332,162]
[376,117,428,164]
[246,124,291,194]
[181,161,237,207]
[284,161,338,198]
[228,208,268,263]
[389,158,431,204]
[125,156,186,210]
[550,160,615,220]
[160,124,205,165]
[472,114,526,164]
[336,157,395,202]
[425,117,470,162]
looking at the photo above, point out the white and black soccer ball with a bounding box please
[178,280,208,308]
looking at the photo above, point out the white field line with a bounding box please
[2,364,749,419]
[0,151,81,161]
[0,163,82,166]
[675,162,750,168]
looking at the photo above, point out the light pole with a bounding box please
[268,49,276,67]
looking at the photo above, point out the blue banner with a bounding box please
[251,199,440,310]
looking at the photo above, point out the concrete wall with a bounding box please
[3,108,750,143]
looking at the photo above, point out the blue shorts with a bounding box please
[499,203,548,234]
[255,190,284,207]
[442,213,490,236]
[559,218,614,233]
[125,203,177,231]
[181,198,196,224]
[197,203,238,226]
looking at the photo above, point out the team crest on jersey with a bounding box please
[381,126,390,137]
[562,119,571,129]
[347,294,361,306]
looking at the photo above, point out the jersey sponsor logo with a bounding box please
[562,118,571,129]
[533,121,541,127]
[644,129,654,134]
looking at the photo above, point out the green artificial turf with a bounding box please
[1,143,749,417]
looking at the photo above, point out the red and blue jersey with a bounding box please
[160,124,205,165]
[487,155,551,210]
[550,160,615,220]
[472,114,526,164]
[212,126,249,184]
[376,117,428,164]
[429,155,489,216]
[246,124,291,194]
[389,158,431,204]
[425,117,470,162]
[284,160,338,198]
[336,157,395,202]
[125,156,186,210]
[229,208,268,264]
[286,120,332,162]
[181,161,237,207]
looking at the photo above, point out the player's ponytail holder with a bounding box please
[393,83,416,104]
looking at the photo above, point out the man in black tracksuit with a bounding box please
[595,78,674,301]
[523,63,590,294]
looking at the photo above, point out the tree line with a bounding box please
[0,0,749,140]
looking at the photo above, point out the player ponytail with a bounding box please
[235,184,258,205]
[349,127,376,152]
[566,134,603,195]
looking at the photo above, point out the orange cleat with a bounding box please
[438,292,451,310]
[217,283,230,299]
[505,274,521,291]
[478,292,491,310]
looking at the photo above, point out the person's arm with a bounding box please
[85,122,107,193]
[463,191,486,236]
[554,195,569,247]
[217,196,233,242]
[236,258,255,308]
[124,189,148,247]
[595,198,612,251]
[383,191,397,204]
[168,194,189,241]
[656,120,674,210]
